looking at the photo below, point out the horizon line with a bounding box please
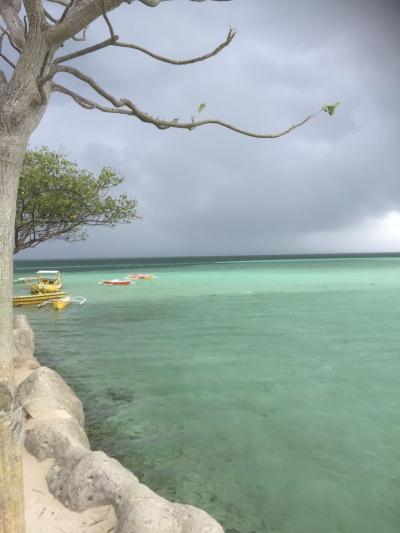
[14,251,400,262]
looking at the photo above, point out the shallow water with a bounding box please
[15,255,400,533]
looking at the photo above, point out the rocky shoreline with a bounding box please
[14,314,224,533]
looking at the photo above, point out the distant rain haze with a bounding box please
[19,0,400,259]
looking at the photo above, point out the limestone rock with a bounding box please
[117,495,180,533]
[16,367,84,425]
[13,314,35,342]
[25,417,90,464]
[117,497,224,533]
[174,503,225,533]
[13,314,39,369]
[51,451,140,512]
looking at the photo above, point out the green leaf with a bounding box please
[197,102,206,114]
[322,102,340,116]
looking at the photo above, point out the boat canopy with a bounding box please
[36,270,61,280]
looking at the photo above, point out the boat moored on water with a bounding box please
[13,291,67,307]
[13,269,65,305]
[98,279,132,286]
[37,295,87,310]
[29,270,63,294]
[126,273,157,280]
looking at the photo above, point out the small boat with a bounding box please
[30,270,62,294]
[38,296,87,310]
[126,273,157,280]
[13,291,67,307]
[52,298,71,310]
[98,279,132,286]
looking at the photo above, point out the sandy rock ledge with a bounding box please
[14,314,224,533]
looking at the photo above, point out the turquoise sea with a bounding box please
[14,255,400,533]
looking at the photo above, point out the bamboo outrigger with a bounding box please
[14,270,63,294]
[13,270,65,306]
[13,291,67,307]
[38,295,87,310]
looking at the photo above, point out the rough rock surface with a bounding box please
[117,495,180,533]
[15,315,225,533]
[117,499,224,533]
[16,366,84,425]
[48,451,140,512]
[25,417,90,464]
[47,451,224,533]
[174,503,225,533]
[13,314,39,369]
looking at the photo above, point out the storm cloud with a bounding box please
[19,0,400,258]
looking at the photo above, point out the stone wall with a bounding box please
[14,315,224,533]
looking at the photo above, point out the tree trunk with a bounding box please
[0,38,49,533]
[0,134,28,533]
[0,17,53,528]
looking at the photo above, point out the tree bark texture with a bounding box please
[0,131,27,533]
[0,26,50,533]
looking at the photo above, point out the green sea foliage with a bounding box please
[14,147,138,253]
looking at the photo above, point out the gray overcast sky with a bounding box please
[18,0,400,259]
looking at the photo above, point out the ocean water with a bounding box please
[14,255,400,533]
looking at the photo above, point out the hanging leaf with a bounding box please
[322,102,340,116]
[198,102,207,114]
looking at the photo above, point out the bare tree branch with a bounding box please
[23,0,46,28]
[0,0,25,48]
[0,31,16,67]
[43,1,74,25]
[53,28,234,68]
[137,0,161,6]
[0,24,22,52]
[0,69,7,85]
[0,52,16,68]
[46,0,227,46]
[52,82,133,113]
[43,8,57,23]
[113,28,235,65]
[59,0,75,23]
[47,0,123,45]
[53,36,117,64]
[99,0,116,39]
[49,66,323,139]
[72,27,87,42]
[45,0,69,6]
[37,49,53,104]
[58,0,87,42]
[45,3,88,39]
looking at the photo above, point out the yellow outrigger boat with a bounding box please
[13,291,67,307]
[13,270,68,307]
[53,298,71,311]
[30,270,62,294]
[37,295,87,310]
